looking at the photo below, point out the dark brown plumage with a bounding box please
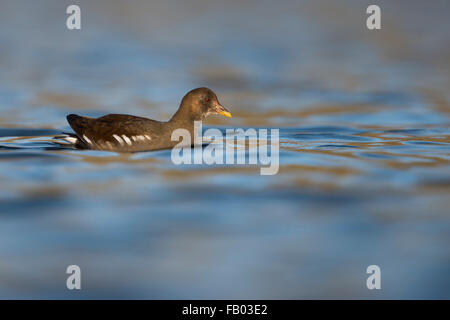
[65,87,231,152]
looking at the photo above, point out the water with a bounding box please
[0,0,449,299]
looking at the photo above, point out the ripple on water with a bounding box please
[0,0,450,298]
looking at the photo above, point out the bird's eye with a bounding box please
[205,98,210,103]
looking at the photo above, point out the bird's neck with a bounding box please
[168,104,201,130]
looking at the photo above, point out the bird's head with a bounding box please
[174,87,232,122]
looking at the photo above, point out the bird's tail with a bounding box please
[52,132,79,147]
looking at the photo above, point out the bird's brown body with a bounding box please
[65,87,231,152]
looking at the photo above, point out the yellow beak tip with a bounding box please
[218,111,232,118]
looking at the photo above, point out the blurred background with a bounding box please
[0,0,449,298]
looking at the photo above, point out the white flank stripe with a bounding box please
[122,135,132,145]
[113,134,124,145]
[132,136,138,141]
[144,135,152,140]
[83,135,92,144]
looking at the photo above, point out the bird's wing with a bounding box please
[67,114,163,151]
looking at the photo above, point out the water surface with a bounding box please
[0,0,449,299]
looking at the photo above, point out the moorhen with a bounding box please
[62,87,232,152]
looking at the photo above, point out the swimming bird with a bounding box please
[61,87,232,152]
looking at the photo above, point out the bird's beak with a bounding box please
[214,103,232,118]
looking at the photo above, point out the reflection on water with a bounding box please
[0,0,449,299]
